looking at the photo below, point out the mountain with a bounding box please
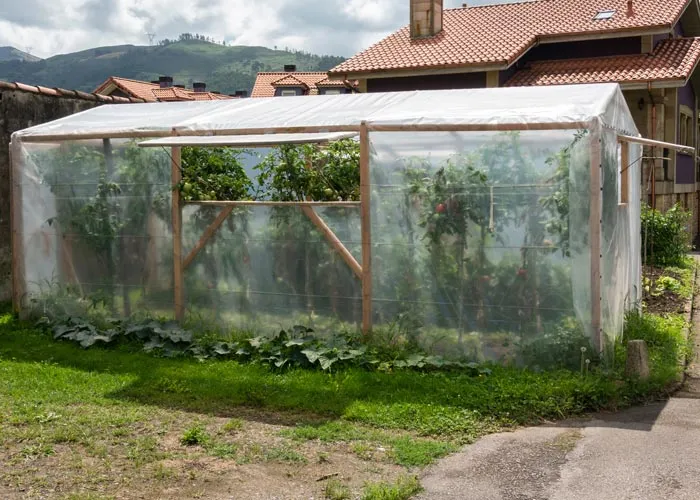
[0,46,41,63]
[0,39,345,95]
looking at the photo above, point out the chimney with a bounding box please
[158,76,173,88]
[627,0,634,17]
[234,90,248,98]
[410,0,443,38]
[193,82,206,93]
[284,64,297,73]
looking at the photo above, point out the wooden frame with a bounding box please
[589,126,603,354]
[9,141,25,314]
[620,140,629,205]
[360,121,372,335]
[171,146,184,321]
[14,120,658,349]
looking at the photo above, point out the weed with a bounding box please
[351,442,375,460]
[208,442,238,459]
[317,452,331,463]
[221,418,244,433]
[324,479,352,500]
[180,425,210,446]
[361,475,422,500]
[20,443,55,460]
[126,436,162,466]
[388,437,456,467]
[152,463,176,480]
[264,445,308,464]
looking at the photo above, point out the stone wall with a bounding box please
[0,82,140,302]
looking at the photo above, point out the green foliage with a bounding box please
[519,318,597,371]
[644,275,682,297]
[388,437,456,466]
[179,147,252,201]
[254,139,360,201]
[180,425,210,446]
[641,203,692,267]
[324,479,352,500]
[361,475,422,500]
[618,311,688,383]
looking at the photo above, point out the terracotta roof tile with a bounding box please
[252,72,358,97]
[0,79,142,103]
[506,37,700,87]
[330,0,688,76]
[93,76,234,102]
[271,74,310,88]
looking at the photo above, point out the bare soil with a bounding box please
[643,266,688,315]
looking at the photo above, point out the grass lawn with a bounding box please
[0,266,691,500]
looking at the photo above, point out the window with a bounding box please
[679,106,694,149]
[593,10,615,20]
[323,89,342,95]
[280,89,297,97]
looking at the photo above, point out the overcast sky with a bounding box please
[0,0,523,59]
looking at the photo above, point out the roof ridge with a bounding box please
[444,0,550,12]
[0,79,143,103]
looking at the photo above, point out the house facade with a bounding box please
[251,65,357,97]
[95,76,236,102]
[329,0,700,236]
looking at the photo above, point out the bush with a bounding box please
[641,203,692,267]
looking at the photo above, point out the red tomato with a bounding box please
[436,203,446,213]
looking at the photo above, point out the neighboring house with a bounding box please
[251,65,357,97]
[95,76,237,102]
[0,80,140,302]
[329,0,700,236]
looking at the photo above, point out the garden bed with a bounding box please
[643,264,694,315]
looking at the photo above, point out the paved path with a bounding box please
[417,266,700,500]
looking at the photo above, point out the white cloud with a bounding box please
[0,0,515,58]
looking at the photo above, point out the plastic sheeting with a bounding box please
[10,83,643,363]
[12,84,638,141]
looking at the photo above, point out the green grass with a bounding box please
[325,479,352,499]
[362,475,422,500]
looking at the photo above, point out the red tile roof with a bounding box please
[506,37,700,87]
[0,80,142,103]
[94,77,233,102]
[251,72,357,97]
[329,0,689,76]
[271,74,310,88]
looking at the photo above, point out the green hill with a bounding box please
[0,39,345,95]
[0,46,41,63]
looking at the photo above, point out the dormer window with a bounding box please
[280,89,298,97]
[593,10,615,20]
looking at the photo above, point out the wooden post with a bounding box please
[360,121,372,335]
[9,141,25,314]
[620,141,629,205]
[589,127,603,354]
[171,146,184,321]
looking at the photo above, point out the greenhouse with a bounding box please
[9,83,661,361]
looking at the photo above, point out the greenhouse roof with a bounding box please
[138,132,358,148]
[12,83,638,142]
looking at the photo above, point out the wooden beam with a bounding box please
[183,206,234,270]
[589,128,603,354]
[171,146,184,321]
[17,121,601,143]
[360,121,372,335]
[301,206,362,279]
[618,133,694,155]
[185,200,361,207]
[9,141,25,314]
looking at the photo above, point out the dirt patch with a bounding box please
[0,408,407,499]
[643,266,688,315]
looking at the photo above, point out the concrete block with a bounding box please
[626,339,650,380]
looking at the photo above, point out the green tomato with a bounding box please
[182,182,193,193]
[209,190,217,199]
[323,188,334,197]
